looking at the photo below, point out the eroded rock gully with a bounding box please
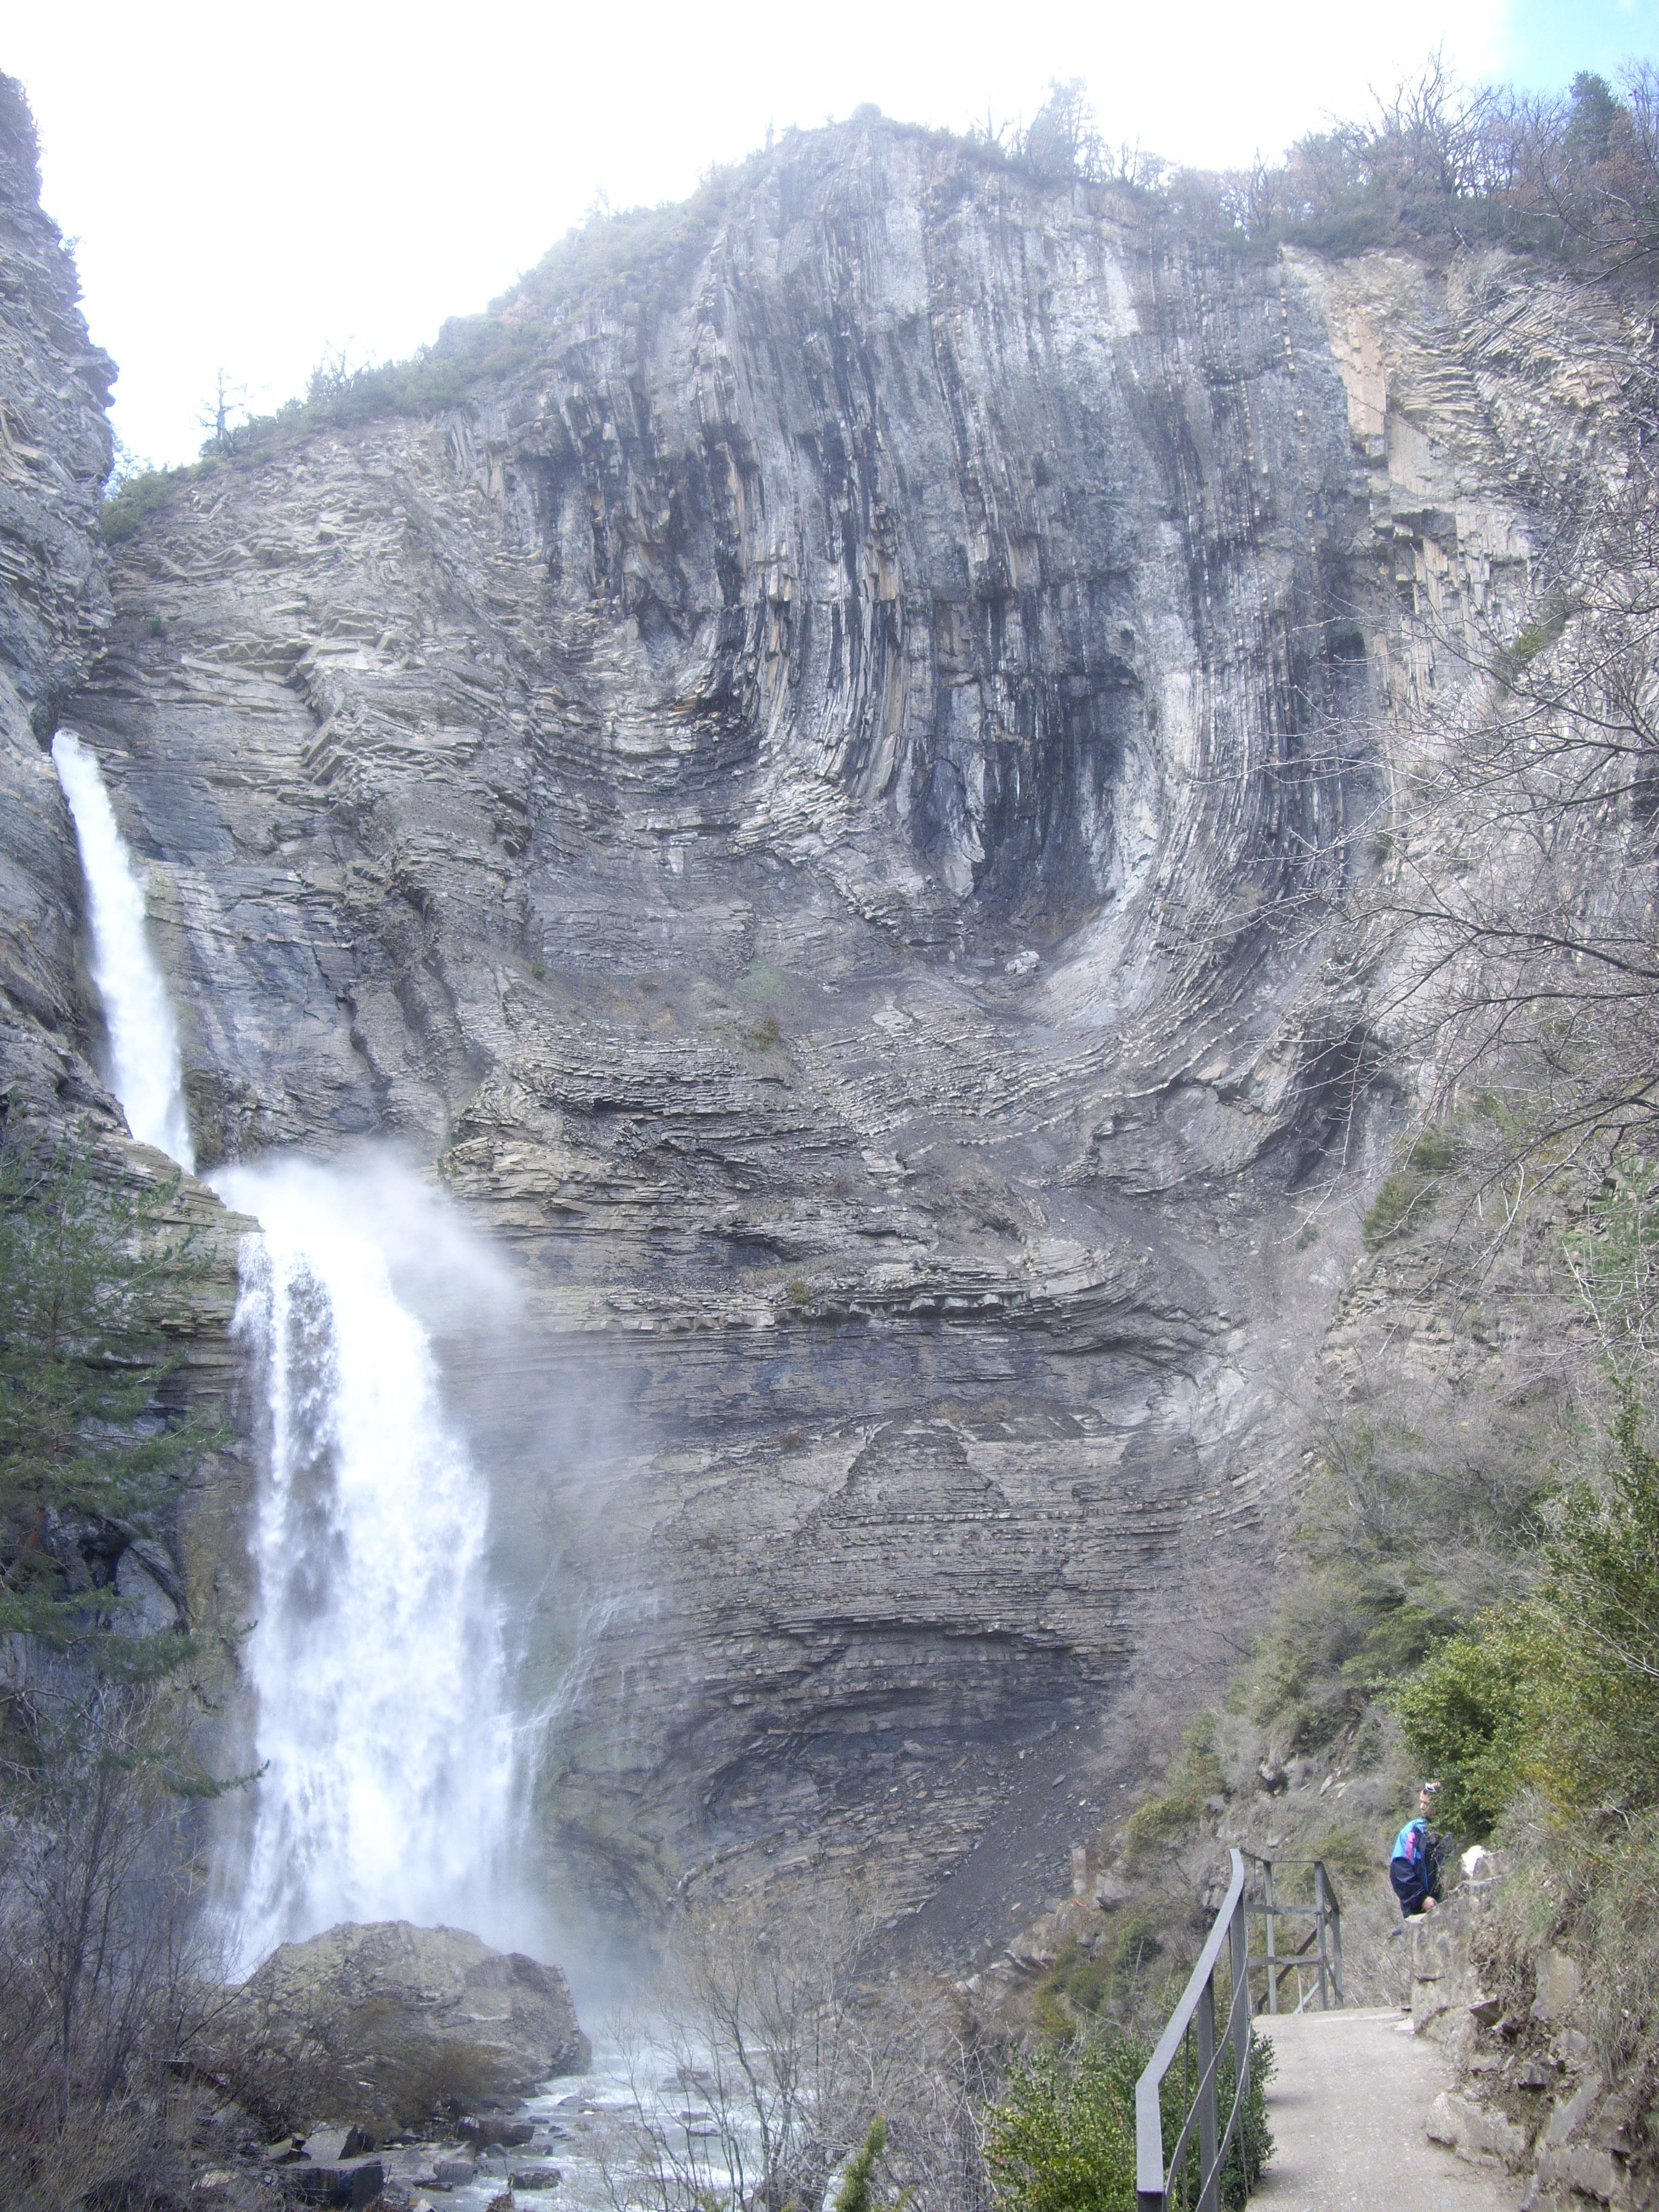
[1,96,1614,1951]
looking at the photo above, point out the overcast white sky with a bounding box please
[8,0,1655,470]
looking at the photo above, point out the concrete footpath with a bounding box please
[1253,2008,1519,2210]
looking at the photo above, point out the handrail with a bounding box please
[1242,1852,1344,2014]
[1133,1849,1347,2207]
[1134,1847,1253,2212]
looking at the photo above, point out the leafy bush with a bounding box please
[1249,1560,1453,1748]
[1122,1720,1226,1865]
[0,1130,216,1665]
[985,2025,1271,2212]
[1362,1125,1461,1245]
[1032,1920,1165,2036]
[985,2035,1138,2212]
[1244,1386,1563,1755]
[1393,1399,1659,1829]
[1392,1613,1544,1837]
[1533,1399,1659,1809]
[101,465,193,544]
[832,2115,895,2212]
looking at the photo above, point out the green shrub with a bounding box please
[1407,1127,1462,1174]
[1361,1123,1466,1247]
[1032,1921,1165,2034]
[101,464,193,544]
[1362,1170,1420,1246]
[1532,1399,1659,1811]
[1392,1397,1659,1829]
[1392,1613,1545,1837]
[1122,1720,1225,1865]
[0,1130,219,1663]
[833,2116,895,2212]
[985,2035,1138,2212]
[985,2025,1272,2212]
[1492,594,1574,684]
[1248,1561,1454,1746]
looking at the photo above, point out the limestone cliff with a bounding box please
[0,107,1616,1949]
[0,72,246,1681]
[0,70,113,1118]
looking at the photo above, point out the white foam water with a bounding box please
[52,729,525,1971]
[216,1154,522,1965]
[52,729,196,1169]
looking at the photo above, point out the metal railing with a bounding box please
[1134,1847,1253,2212]
[1133,1851,1346,2210]
[1245,1854,1344,2014]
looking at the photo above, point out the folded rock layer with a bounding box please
[0,92,1610,1949]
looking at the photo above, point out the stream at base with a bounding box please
[371,2037,768,2212]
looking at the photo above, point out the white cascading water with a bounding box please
[51,731,196,1170]
[53,732,525,1971]
[214,1154,522,1963]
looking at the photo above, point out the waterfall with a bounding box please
[215,1155,523,1963]
[52,731,196,1170]
[53,732,526,1969]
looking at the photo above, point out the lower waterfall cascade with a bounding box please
[53,731,529,1972]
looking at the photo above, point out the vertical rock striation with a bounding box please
[0,74,247,1693]
[0,72,114,1116]
[1,109,1610,1948]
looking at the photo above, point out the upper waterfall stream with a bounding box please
[51,732,196,1170]
[53,731,528,1972]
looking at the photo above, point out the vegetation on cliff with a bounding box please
[1036,240,1659,2184]
[0,1128,214,1663]
[0,1128,232,2210]
[101,61,1659,552]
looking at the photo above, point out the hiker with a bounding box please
[1389,1780,1444,1919]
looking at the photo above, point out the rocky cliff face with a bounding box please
[0,73,247,1686]
[0,71,113,1119]
[2,107,1609,1951]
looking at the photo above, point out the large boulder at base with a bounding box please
[226,1921,588,2133]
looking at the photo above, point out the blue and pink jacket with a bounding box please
[1389,1815,1439,1916]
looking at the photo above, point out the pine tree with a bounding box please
[0,1127,216,1666]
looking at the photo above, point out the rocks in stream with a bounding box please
[458,2116,537,2149]
[192,2105,567,2208]
[218,1921,589,2134]
[283,2157,384,2208]
[300,2127,375,2165]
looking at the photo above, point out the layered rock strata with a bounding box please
[0,73,246,1691]
[1,104,1615,1945]
[0,70,113,1116]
